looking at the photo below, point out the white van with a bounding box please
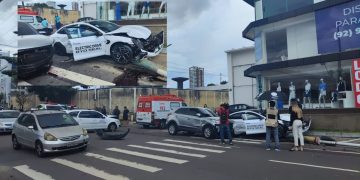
[18,8,52,34]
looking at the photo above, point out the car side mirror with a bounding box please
[196,113,201,117]
[96,31,102,37]
[38,31,47,35]
[102,116,106,119]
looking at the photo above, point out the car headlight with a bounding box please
[132,38,143,49]
[82,128,88,136]
[44,132,57,141]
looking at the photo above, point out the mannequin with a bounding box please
[289,82,296,105]
[276,82,282,92]
[303,80,312,108]
[318,78,327,108]
[159,1,167,17]
[141,1,151,18]
[337,76,346,92]
[127,0,136,17]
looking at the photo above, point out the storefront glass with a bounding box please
[265,29,288,63]
[262,0,313,18]
[263,59,354,109]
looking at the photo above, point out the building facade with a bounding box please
[226,47,257,106]
[189,66,205,89]
[243,0,360,109]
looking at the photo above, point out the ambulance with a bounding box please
[18,8,53,34]
[136,95,186,129]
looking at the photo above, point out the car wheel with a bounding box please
[54,43,67,56]
[110,44,133,65]
[107,123,117,132]
[35,141,45,158]
[168,122,178,135]
[203,125,215,139]
[12,135,21,150]
[278,125,286,139]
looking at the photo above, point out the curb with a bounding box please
[306,131,360,138]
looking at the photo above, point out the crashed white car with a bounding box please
[229,110,311,138]
[51,20,164,64]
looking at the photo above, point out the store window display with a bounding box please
[289,82,296,105]
[318,78,327,108]
[337,76,346,92]
[303,80,312,109]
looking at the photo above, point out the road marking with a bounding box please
[14,165,54,180]
[163,139,231,149]
[340,138,360,143]
[128,145,206,158]
[231,140,262,144]
[48,66,115,86]
[147,141,225,153]
[85,153,162,173]
[269,160,360,173]
[304,148,360,155]
[51,158,129,180]
[234,138,265,142]
[107,148,188,164]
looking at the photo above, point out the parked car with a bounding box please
[17,21,54,79]
[11,110,89,157]
[0,110,20,133]
[50,20,164,64]
[136,94,186,129]
[18,8,53,34]
[166,107,221,139]
[37,104,65,111]
[229,110,311,138]
[65,109,120,131]
[229,104,257,114]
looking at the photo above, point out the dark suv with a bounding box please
[17,21,54,79]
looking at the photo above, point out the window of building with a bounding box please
[262,0,313,18]
[266,29,288,63]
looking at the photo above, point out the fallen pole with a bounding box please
[304,136,360,148]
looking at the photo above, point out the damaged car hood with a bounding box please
[108,25,151,39]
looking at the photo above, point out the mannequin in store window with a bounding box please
[141,1,151,18]
[303,80,312,109]
[318,78,327,108]
[336,76,346,92]
[289,82,296,105]
[127,0,136,17]
[276,82,281,92]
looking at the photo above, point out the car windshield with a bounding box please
[88,21,119,33]
[205,109,217,117]
[198,109,213,117]
[0,111,20,118]
[37,113,78,129]
[18,22,38,36]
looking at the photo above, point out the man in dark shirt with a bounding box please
[112,106,121,119]
[123,106,130,126]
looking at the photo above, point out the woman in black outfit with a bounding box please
[289,99,304,151]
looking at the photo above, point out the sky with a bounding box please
[167,0,254,88]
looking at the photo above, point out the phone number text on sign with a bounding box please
[334,27,360,40]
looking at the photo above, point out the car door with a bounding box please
[243,112,266,134]
[78,111,92,129]
[229,112,246,135]
[174,108,190,128]
[66,24,107,61]
[21,115,38,147]
[90,111,107,129]
[13,114,27,144]
[188,108,203,131]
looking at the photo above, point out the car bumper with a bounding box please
[0,127,13,133]
[42,135,89,153]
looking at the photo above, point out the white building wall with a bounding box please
[82,2,97,19]
[227,47,257,107]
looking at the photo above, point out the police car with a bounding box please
[230,110,311,138]
[51,20,164,64]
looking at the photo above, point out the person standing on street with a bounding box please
[265,100,280,151]
[289,98,305,151]
[101,106,107,115]
[112,106,121,120]
[217,103,233,145]
[123,106,130,126]
[55,14,61,30]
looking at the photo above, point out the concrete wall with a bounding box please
[72,88,229,114]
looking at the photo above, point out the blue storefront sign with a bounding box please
[315,0,360,54]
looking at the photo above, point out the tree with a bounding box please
[27,86,77,104]
[220,81,228,85]
[207,83,216,87]
[15,90,31,111]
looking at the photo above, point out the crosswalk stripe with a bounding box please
[85,152,162,173]
[51,158,129,180]
[14,165,55,180]
[163,139,231,149]
[128,145,207,158]
[147,141,225,153]
[232,140,262,144]
[107,148,188,164]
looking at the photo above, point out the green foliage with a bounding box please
[27,86,77,104]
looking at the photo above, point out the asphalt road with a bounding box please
[0,127,359,180]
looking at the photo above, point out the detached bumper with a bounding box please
[42,135,89,153]
[142,31,164,57]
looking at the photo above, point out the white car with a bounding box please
[0,110,20,133]
[229,110,311,138]
[37,104,65,111]
[65,109,120,131]
[51,20,164,64]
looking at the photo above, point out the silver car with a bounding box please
[12,110,89,157]
[166,107,220,139]
[0,110,20,133]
